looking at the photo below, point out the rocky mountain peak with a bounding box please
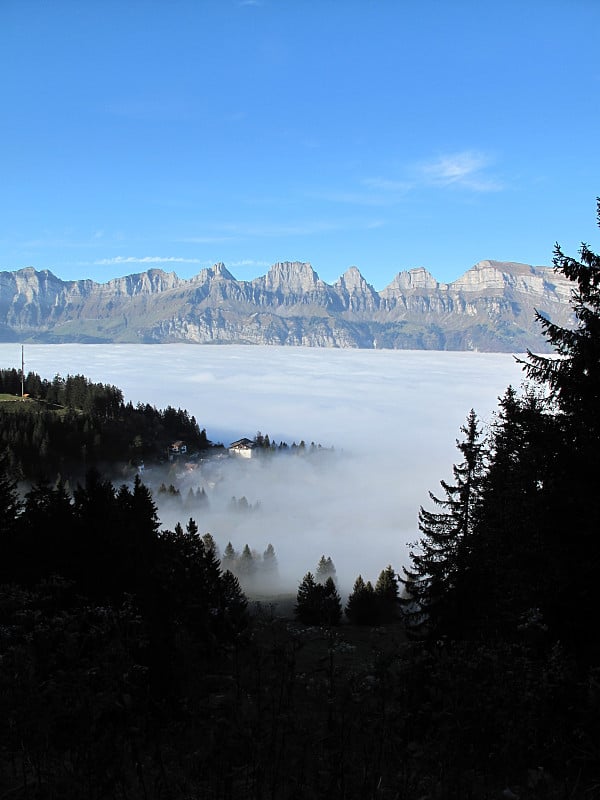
[104,269,182,296]
[210,262,236,280]
[336,266,370,291]
[261,261,322,293]
[379,267,439,301]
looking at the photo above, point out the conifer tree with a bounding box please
[316,555,337,584]
[461,387,557,639]
[202,533,219,559]
[262,543,278,584]
[295,572,321,625]
[186,517,199,536]
[222,541,237,572]
[516,199,600,650]
[219,569,248,630]
[523,199,600,432]
[345,575,378,625]
[375,565,399,622]
[400,410,485,638]
[237,544,256,581]
[322,576,342,626]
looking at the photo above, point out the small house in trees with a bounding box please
[168,441,187,461]
[228,438,255,459]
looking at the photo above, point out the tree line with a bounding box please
[295,562,399,627]
[0,370,210,482]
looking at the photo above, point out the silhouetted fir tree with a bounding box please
[322,576,342,625]
[345,575,378,625]
[295,572,321,625]
[515,199,600,651]
[464,387,559,640]
[523,203,600,430]
[185,516,198,536]
[218,569,248,631]
[375,565,399,622]
[400,409,486,638]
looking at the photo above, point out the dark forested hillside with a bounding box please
[0,369,210,482]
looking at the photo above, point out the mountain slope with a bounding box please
[0,260,574,351]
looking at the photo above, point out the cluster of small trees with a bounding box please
[157,482,209,511]
[346,566,400,624]
[253,431,328,453]
[220,540,279,587]
[228,494,261,512]
[295,558,399,626]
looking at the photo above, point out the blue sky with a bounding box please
[1,0,598,289]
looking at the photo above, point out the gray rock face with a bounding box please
[0,260,575,351]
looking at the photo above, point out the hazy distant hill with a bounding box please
[0,260,574,351]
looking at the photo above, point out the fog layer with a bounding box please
[1,344,526,592]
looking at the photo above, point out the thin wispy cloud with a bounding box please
[420,151,503,191]
[94,256,204,266]
[228,259,272,269]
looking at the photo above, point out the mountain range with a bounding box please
[0,260,574,351]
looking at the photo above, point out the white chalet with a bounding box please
[228,437,256,459]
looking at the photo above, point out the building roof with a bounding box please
[229,437,255,450]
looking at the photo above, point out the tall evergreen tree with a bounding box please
[464,387,558,640]
[295,572,321,625]
[523,200,600,430]
[345,575,378,625]
[322,576,342,626]
[401,409,485,638]
[517,199,600,651]
[375,565,399,622]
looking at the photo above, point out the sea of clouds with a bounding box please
[0,344,527,593]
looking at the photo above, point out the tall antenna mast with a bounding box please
[21,344,24,400]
